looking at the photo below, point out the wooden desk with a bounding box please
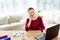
[0,31,59,40]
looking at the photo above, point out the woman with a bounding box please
[25,7,45,32]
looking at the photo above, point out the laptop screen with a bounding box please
[45,24,60,40]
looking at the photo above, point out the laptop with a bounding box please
[35,24,60,40]
[45,24,60,40]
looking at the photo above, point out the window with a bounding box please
[0,0,36,16]
[37,0,60,10]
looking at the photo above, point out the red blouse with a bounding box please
[25,16,45,31]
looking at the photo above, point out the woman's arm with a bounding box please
[39,17,46,35]
[39,17,45,32]
[27,19,31,28]
[25,19,31,31]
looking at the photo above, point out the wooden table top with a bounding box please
[0,30,59,40]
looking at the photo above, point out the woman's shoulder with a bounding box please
[26,18,29,22]
[26,18,29,21]
[38,16,42,19]
[37,16,43,21]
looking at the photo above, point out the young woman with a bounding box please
[25,7,45,33]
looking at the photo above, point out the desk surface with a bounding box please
[0,30,59,40]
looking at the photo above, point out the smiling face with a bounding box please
[28,8,35,17]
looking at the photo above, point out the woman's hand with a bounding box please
[43,30,46,36]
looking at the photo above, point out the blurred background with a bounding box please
[0,0,60,22]
[0,0,60,30]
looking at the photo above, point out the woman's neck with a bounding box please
[31,15,38,20]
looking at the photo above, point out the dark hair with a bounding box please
[28,7,34,12]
